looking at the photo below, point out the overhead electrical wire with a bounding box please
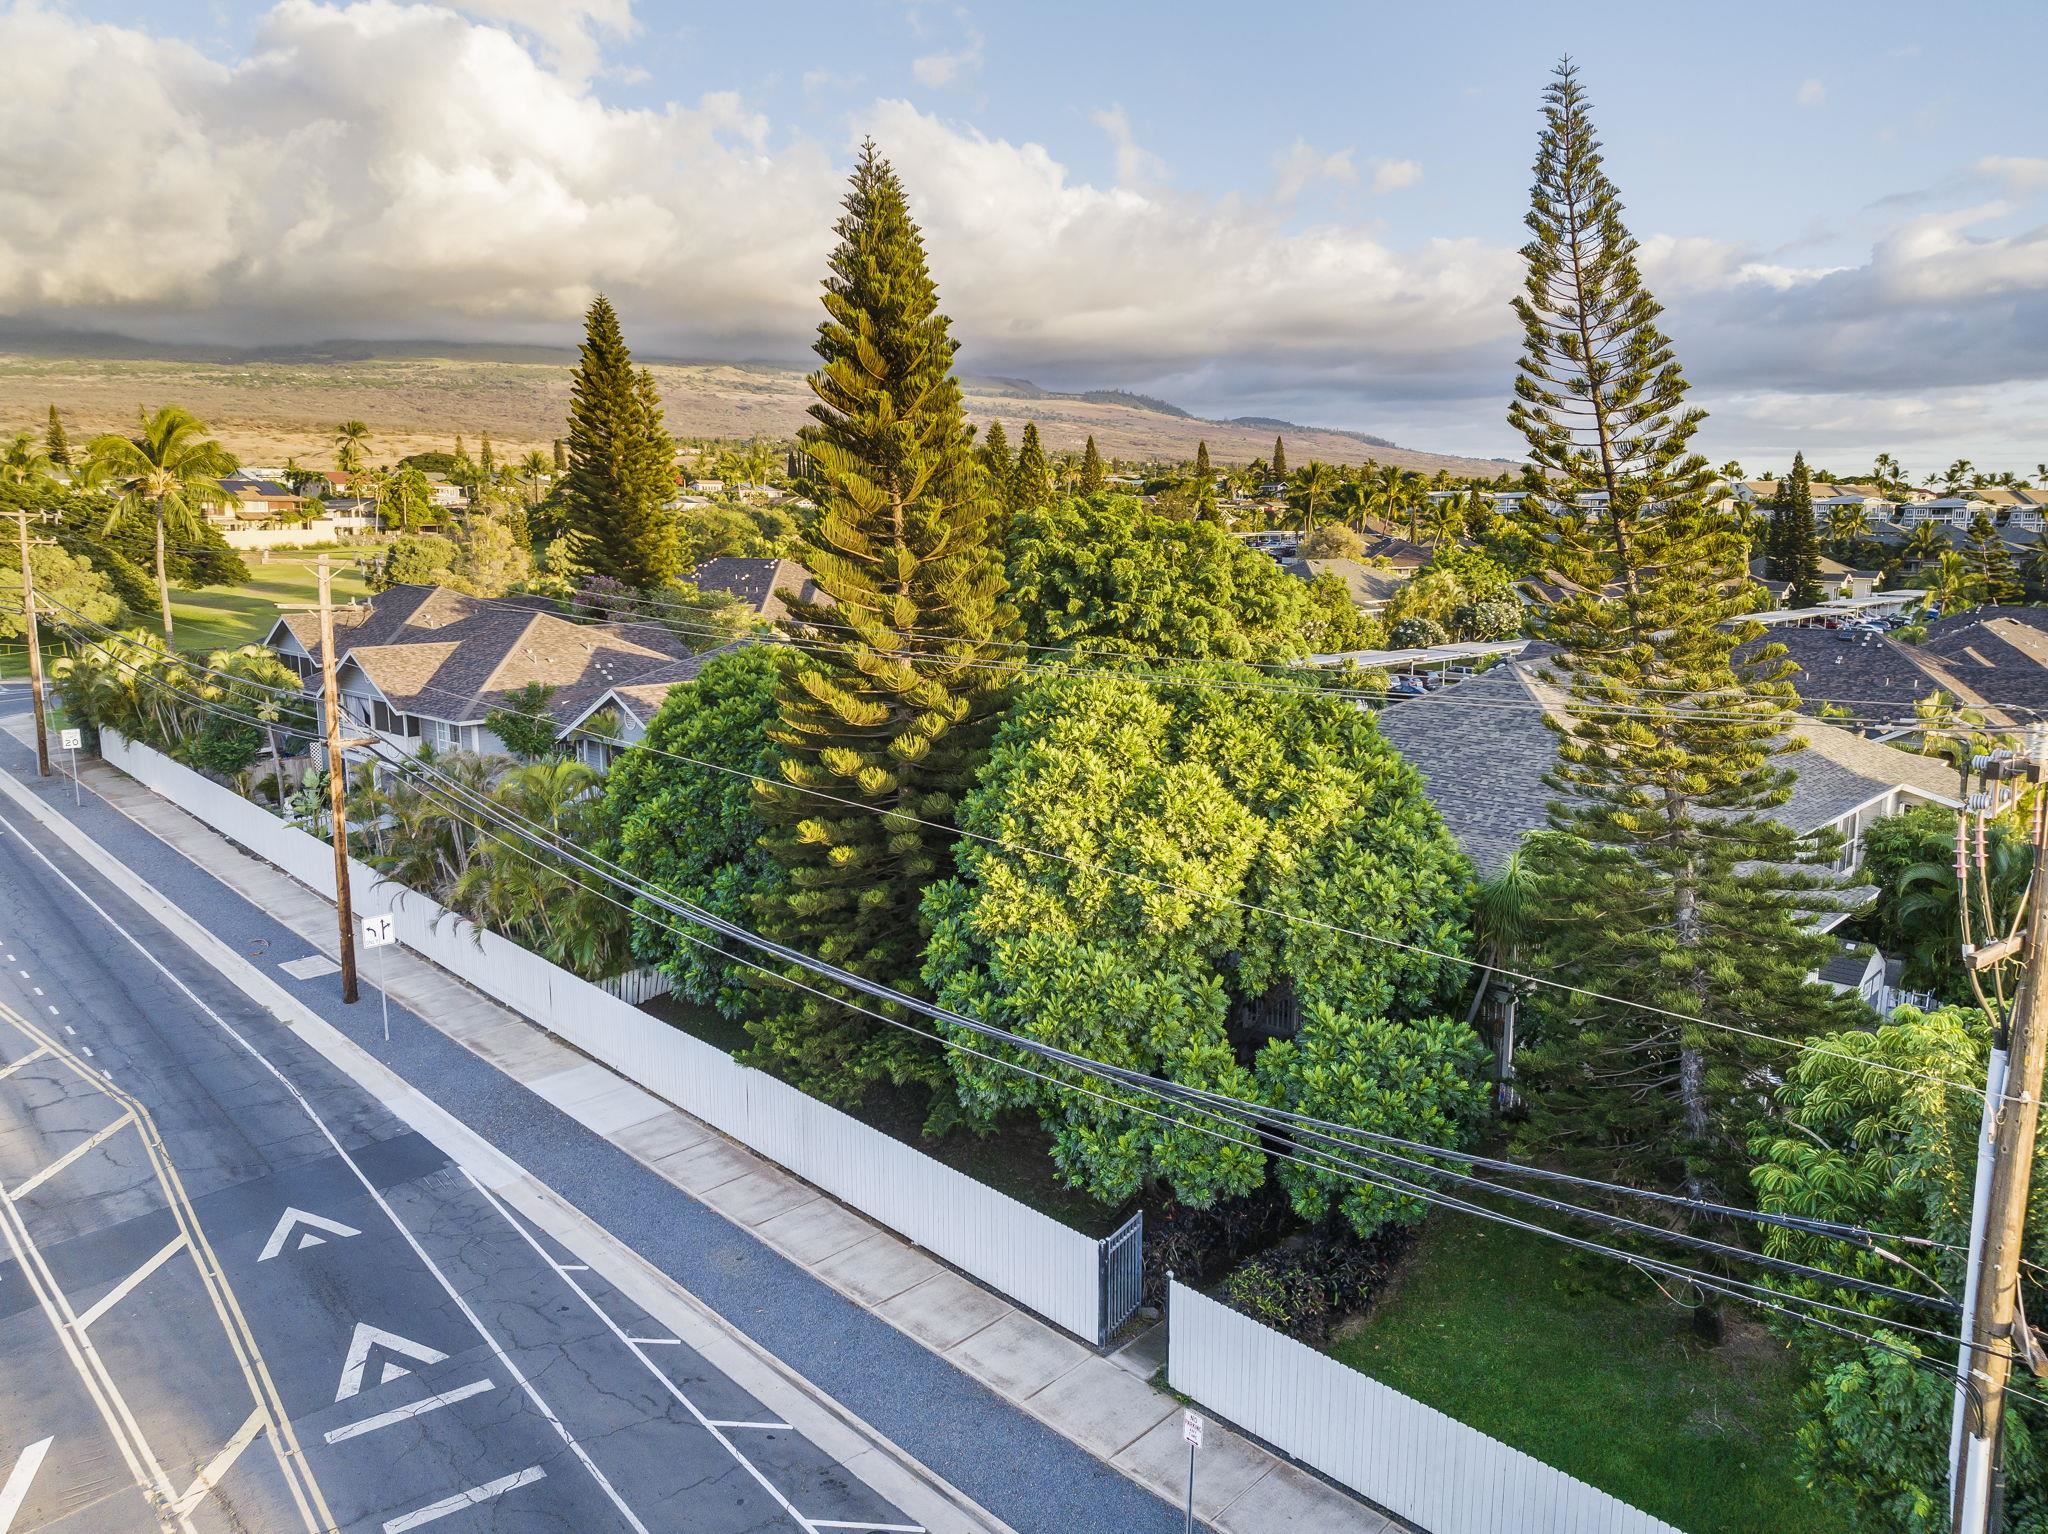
[32,594,2006,1109]
[37,637,2048,1413]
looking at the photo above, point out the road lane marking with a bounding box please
[6,1112,135,1202]
[0,1437,53,1534]
[324,1378,496,1444]
[0,1165,190,1533]
[626,1336,679,1345]
[0,1044,46,1079]
[257,1206,363,1262]
[707,1420,794,1431]
[0,819,654,1534]
[809,1524,929,1533]
[336,1324,450,1402]
[463,1167,823,1533]
[29,986,40,996]
[382,1467,546,1532]
[73,1234,190,1333]
[171,1408,266,1519]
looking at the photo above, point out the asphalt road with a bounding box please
[0,783,925,1534]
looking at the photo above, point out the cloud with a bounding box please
[1093,105,1168,189]
[1796,78,1826,108]
[1980,155,2048,194]
[0,2,2043,467]
[911,29,982,88]
[1271,140,1356,203]
[1370,157,1423,194]
[451,0,633,82]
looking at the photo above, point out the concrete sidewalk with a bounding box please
[37,733,1399,1534]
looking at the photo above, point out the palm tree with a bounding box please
[332,420,371,480]
[1,431,57,495]
[90,406,236,642]
[1942,458,1975,494]
[1872,452,1905,495]
[1468,850,1536,1108]
[2022,530,2048,597]
[1899,521,1945,570]
[1418,495,1466,550]
[1370,464,1420,540]
[518,450,551,508]
[1930,549,1984,613]
[1825,503,1871,548]
[1289,461,1339,537]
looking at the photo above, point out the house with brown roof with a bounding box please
[688,557,830,624]
[262,585,728,761]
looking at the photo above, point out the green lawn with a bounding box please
[163,554,377,655]
[1328,1214,1843,1534]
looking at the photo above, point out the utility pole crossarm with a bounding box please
[1952,749,2048,1533]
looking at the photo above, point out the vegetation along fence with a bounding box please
[1168,1281,1684,1534]
[100,730,1143,1344]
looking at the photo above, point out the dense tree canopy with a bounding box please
[607,644,790,1023]
[1750,1008,2047,1533]
[560,295,682,590]
[1007,494,1379,660]
[922,665,1486,1233]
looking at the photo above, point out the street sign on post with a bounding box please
[1182,1410,1203,1533]
[360,914,396,1043]
[59,729,81,805]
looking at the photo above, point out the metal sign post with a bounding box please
[361,913,396,1043]
[59,728,80,806]
[1182,1410,1202,1533]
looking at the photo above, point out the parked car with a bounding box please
[1389,675,1430,697]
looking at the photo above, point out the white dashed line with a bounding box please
[30,987,41,997]
[60,1023,72,1033]
[80,1046,93,1059]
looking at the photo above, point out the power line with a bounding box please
[36,599,2005,1108]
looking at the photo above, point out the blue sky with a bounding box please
[6,0,2046,467]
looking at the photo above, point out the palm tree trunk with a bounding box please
[154,510,173,642]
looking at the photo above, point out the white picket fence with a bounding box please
[101,730,1127,1342]
[1169,1282,1685,1534]
[596,966,674,1006]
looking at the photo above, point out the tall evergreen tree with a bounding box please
[1079,435,1105,494]
[552,437,566,471]
[753,142,1016,1101]
[1507,59,1709,592]
[1772,452,1824,605]
[1505,59,1857,1204]
[560,295,682,589]
[1965,509,2024,605]
[1270,435,1287,479]
[1191,440,1220,522]
[1012,421,1055,510]
[479,431,495,477]
[979,418,1013,495]
[44,404,69,467]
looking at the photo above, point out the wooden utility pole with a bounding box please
[1952,748,2048,1533]
[316,555,360,1004]
[13,506,50,777]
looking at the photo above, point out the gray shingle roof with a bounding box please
[689,558,828,622]
[299,585,694,727]
[1373,661,1962,876]
[1916,610,2048,711]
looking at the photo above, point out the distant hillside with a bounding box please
[0,347,1511,477]
[1225,415,1399,452]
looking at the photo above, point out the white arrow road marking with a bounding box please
[0,1437,53,1534]
[324,1379,495,1444]
[172,1408,265,1519]
[72,1233,188,1333]
[257,1207,363,1263]
[382,1467,545,1532]
[335,1324,448,1403]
